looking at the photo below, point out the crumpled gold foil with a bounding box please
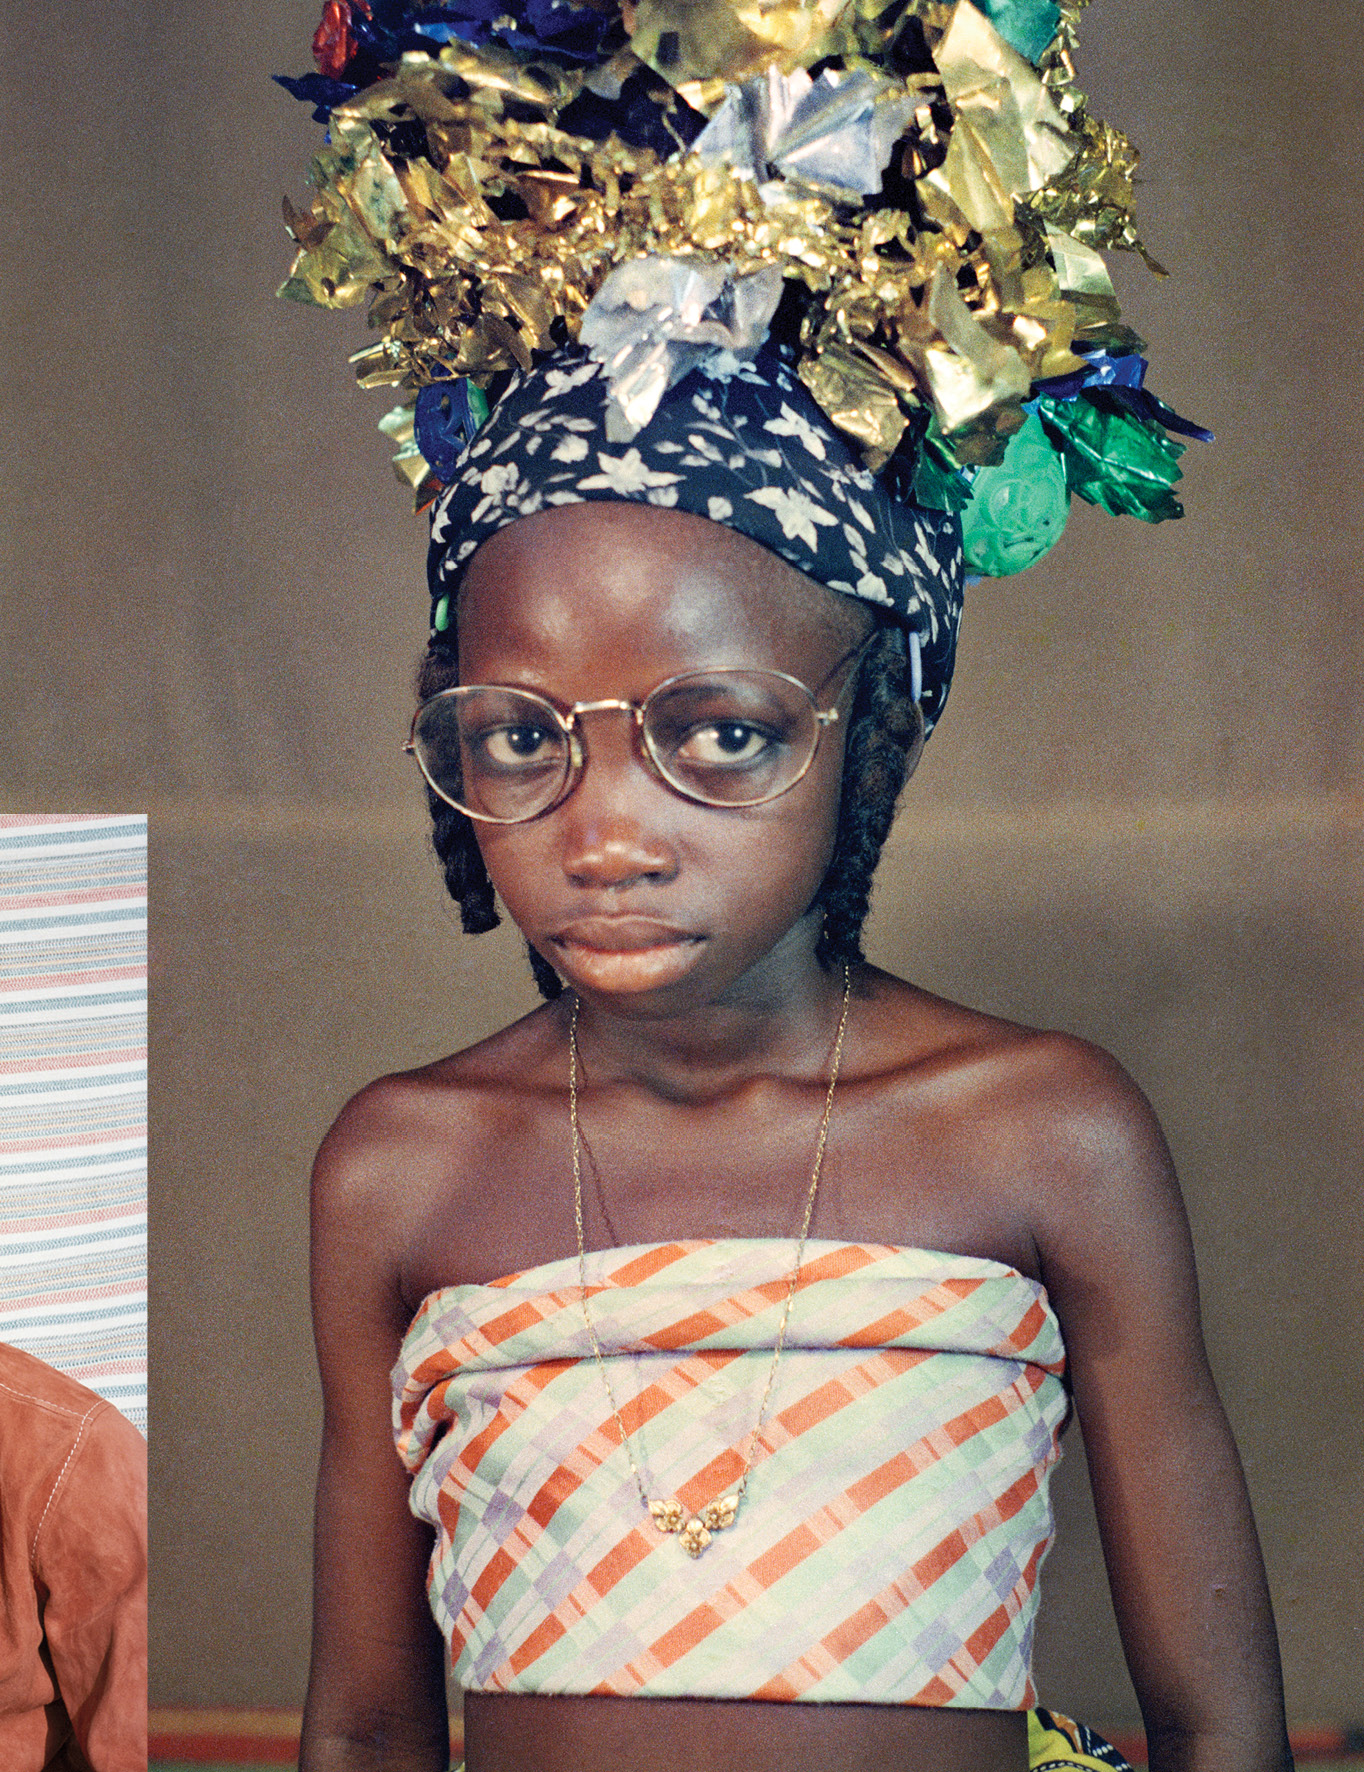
[900,265,1030,432]
[277,0,1165,495]
[629,0,857,88]
[798,335,908,467]
[931,0,1076,192]
[279,187,391,306]
[377,399,444,504]
[1024,105,1165,271]
[1043,222,1121,331]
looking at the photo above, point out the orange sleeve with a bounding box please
[33,1402,148,1772]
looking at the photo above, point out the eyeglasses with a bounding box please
[405,642,893,824]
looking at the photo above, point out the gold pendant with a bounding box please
[649,1494,738,1556]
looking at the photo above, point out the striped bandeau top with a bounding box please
[393,1239,1068,1709]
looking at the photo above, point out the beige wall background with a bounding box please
[4,0,1360,1729]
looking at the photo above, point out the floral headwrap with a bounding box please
[427,345,965,725]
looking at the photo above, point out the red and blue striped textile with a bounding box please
[0,815,147,1432]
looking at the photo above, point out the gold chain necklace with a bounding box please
[569,964,853,1557]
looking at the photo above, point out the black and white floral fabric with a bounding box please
[428,347,965,728]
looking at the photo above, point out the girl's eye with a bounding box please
[478,724,562,767]
[674,721,772,768]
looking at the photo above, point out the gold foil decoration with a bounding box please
[277,206,388,306]
[276,0,1170,496]
[1043,222,1120,330]
[1032,0,1089,119]
[919,112,1015,235]
[898,266,1030,434]
[350,339,409,389]
[378,399,443,503]
[933,0,1076,191]
[629,0,858,87]
[1024,107,1164,270]
[798,334,907,467]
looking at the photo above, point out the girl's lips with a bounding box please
[550,919,704,992]
[551,916,701,954]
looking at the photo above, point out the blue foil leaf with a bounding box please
[1033,350,1213,442]
[415,378,489,474]
[273,71,360,120]
[1126,388,1214,442]
[409,0,613,59]
[522,0,615,54]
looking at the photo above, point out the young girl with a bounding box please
[279,6,1292,1768]
[295,344,1289,1772]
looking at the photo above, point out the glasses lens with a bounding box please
[643,672,819,806]
[410,688,571,821]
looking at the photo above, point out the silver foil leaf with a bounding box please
[691,66,915,198]
[580,257,784,438]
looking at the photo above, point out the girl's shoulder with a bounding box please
[857,965,1154,1124]
[318,1000,567,1161]
[848,968,1177,1261]
[310,1001,575,1292]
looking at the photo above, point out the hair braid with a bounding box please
[416,643,498,934]
[813,620,921,970]
[414,613,920,999]
[416,642,567,996]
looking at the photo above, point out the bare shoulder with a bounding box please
[965,1012,1173,1195]
[853,968,1183,1274]
[310,999,571,1296]
[863,964,1163,1141]
[318,1002,561,1171]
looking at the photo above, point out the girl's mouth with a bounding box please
[553,916,698,952]
[550,918,705,991]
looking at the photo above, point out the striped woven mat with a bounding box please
[0,813,147,1432]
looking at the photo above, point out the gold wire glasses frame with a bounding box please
[404,638,901,824]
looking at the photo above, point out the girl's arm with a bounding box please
[300,1085,452,1772]
[1031,1041,1292,1772]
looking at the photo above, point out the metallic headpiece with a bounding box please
[278,0,1207,579]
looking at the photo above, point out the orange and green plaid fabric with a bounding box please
[394,1240,1068,1708]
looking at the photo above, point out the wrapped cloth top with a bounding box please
[393,1238,1068,1707]
[427,347,965,727]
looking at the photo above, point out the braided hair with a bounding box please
[414,615,922,1001]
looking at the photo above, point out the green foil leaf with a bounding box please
[912,424,973,513]
[1034,394,1185,522]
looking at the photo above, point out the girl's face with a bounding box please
[456,501,872,1014]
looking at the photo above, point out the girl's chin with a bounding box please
[548,935,707,996]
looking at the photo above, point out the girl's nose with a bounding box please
[557,715,680,890]
[561,823,680,891]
